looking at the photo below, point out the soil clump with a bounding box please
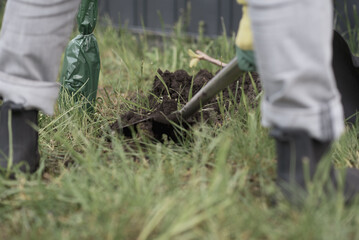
[111,68,261,141]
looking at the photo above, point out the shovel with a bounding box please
[120,57,243,135]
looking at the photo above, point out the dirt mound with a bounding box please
[112,68,261,141]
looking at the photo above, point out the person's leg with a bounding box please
[248,0,343,141]
[0,0,81,174]
[247,0,359,202]
[0,0,81,114]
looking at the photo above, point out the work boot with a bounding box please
[332,30,359,125]
[271,128,359,204]
[0,101,40,175]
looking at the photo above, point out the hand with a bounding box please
[236,0,256,71]
[236,47,256,72]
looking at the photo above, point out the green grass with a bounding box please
[1,15,359,240]
[334,2,359,54]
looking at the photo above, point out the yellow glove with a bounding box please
[235,0,256,71]
[236,0,253,50]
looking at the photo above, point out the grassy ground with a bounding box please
[1,13,359,239]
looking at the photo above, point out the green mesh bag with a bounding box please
[60,0,100,111]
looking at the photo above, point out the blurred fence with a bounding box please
[0,0,357,37]
[98,0,242,37]
[98,0,359,37]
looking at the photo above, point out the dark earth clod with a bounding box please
[111,69,262,142]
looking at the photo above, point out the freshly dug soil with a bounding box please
[112,68,261,141]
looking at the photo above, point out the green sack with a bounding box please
[60,0,100,111]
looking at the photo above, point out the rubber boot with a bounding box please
[332,30,359,125]
[271,128,359,204]
[0,101,40,175]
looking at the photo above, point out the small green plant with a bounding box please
[155,72,171,98]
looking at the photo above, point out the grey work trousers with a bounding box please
[247,0,345,141]
[0,0,81,115]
